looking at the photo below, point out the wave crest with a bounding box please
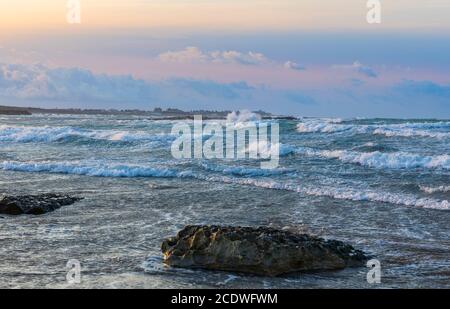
[0,125,174,143]
[226,110,261,123]
[294,147,450,170]
[419,185,450,194]
[197,176,449,210]
[1,159,447,210]
[296,119,450,138]
[0,160,190,178]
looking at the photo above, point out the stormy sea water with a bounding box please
[0,114,449,289]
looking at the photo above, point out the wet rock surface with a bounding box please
[162,225,369,276]
[0,194,83,215]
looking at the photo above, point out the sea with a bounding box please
[0,113,449,288]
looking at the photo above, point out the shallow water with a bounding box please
[0,114,449,288]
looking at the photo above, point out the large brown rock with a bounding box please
[0,194,82,215]
[161,225,368,276]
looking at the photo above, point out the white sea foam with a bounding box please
[300,185,449,210]
[0,159,292,179]
[294,147,450,170]
[247,141,295,157]
[0,125,173,143]
[0,160,192,178]
[373,128,450,138]
[296,119,450,138]
[1,159,447,210]
[226,110,261,123]
[296,121,365,134]
[419,185,450,194]
[195,176,449,210]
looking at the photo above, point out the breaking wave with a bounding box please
[195,176,449,210]
[294,147,450,170]
[0,125,174,143]
[373,128,450,138]
[296,119,450,138]
[246,141,296,157]
[1,159,447,210]
[419,185,450,194]
[296,121,364,134]
[0,160,192,178]
[0,159,293,179]
[226,110,261,123]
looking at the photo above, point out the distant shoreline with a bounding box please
[0,105,297,120]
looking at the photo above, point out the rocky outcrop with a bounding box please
[162,225,369,276]
[0,194,83,215]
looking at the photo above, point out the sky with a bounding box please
[0,0,449,117]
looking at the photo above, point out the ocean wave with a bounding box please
[373,128,450,138]
[197,176,449,210]
[246,141,296,157]
[419,185,450,194]
[294,147,450,170]
[296,119,450,138]
[1,159,447,210]
[0,159,294,179]
[296,121,366,134]
[0,160,192,178]
[0,125,174,143]
[226,110,261,123]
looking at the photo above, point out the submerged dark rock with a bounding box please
[162,225,369,277]
[0,194,83,215]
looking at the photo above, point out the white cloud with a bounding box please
[211,50,267,65]
[0,62,318,113]
[0,62,258,108]
[157,46,208,63]
[158,46,268,66]
[157,47,311,72]
[0,63,154,102]
[284,61,305,71]
[332,61,377,78]
[3,62,445,118]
